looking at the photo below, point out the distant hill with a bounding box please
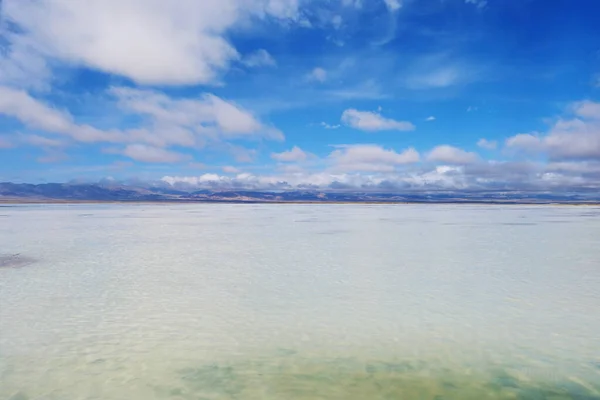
[1,182,598,204]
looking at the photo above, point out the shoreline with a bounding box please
[2,198,600,206]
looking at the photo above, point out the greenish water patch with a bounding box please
[153,356,600,400]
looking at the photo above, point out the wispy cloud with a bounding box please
[406,66,461,89]
[427,145,479,164]
[320,122,341,129]
[37,151,68,163]
[465,0,488,9]
[222,165,241,174]
[477,138,497,150]
[242,49,277,68]
[0,137,15,149]
[383,0,402,12]
[227,145,258,163]
[122,144,188,163]
[341,109,415,132]
[22,134,67,148]
[326,80,388,100]
[306,67,327,83]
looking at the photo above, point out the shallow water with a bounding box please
[1,204,599,399]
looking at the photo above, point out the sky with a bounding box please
[1,0,600,191]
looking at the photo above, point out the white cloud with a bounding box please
[160,157,600,191]
[222,165,241,173]
[425,116,436,121]
[477,138,497,150]
[341,109,415,132]
[307,67,327,83]
[573,100,600,119]
[427,145,479,164]
[271,146,311,162]
[505,133,543,152]
[110,87,284,142]
[2,0,301,86]
[320,122,341,129]
[22,134,66,148]
[122,144,186,163]
[505,101,600,160]
[329,144,419,172]
[383,0,402,12]
[0,34,51,90]
[242,49,277,68]
[0,86,284,157]
[0,86,124,143]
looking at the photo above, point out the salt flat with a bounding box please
[1,204,599,399]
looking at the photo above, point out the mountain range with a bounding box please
[1,182,599,204]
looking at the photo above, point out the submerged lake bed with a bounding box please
[1,204,599,399]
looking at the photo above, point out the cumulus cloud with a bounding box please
[329,144,419,172]
[122,144,187,163]
[427,145,479,164]
[573,100,600,119]
[341,109,415,132]
[271,146,312,162]
[505,133,543,153]
[477,138,497,150]
[425,116,436,121]
[1,0,301,86]
[242,49,277,68]
[306,67,327,82]
[160,157,600,191]
[505,100,600,160]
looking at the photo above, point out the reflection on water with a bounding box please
[1,204,600,399]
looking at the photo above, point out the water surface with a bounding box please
[1,204,599,399]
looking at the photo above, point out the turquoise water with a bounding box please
[1,204,599,399]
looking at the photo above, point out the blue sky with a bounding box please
[1,0,600,191]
